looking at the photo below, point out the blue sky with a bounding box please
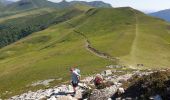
[11,0,170,13]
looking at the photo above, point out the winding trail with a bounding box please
[67,22,119,62]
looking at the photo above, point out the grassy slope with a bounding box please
[70,8,170,68]
[121,11,170,68]
[0,21,113,99]
[0,7,170,98]
[0,8,57,23]
[0,6,113,98]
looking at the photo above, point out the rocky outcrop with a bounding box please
[8,68,157,100]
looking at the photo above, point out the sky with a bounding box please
[11,0,170,13]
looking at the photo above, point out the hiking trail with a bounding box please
[67,22,119,62]
[129,9,140,67]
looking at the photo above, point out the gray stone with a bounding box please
[56,95,77,100]
[102,70,112,76]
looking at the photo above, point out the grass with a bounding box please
[0,18,113,98]
[0,8,58,23]
[122,13,170,68]
[0,7,170,98]
[69,7,170,68]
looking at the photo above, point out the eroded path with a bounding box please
[67,22,118,62]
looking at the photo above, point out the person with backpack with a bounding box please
[70,67,81,94]
[94,74,103,89]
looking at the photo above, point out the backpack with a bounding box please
[95,77,102,84]
[75,68,80,76]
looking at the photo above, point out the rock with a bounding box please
[106,65,114,68]
[90,85,118,100]
[56,95,77,100]
[78,83,91,90]
[47,96,56,100]
[89,89,104,100]
[81,76,94,84]
[75,90,83,99]
[117,74,132,83]
[118,88,125,94]
[115,97,121,100]
[113,82,122,87]
[106,65,123,69]
[68,85,74,93]
[125,97,132,100]
[119,79,127,83]
[10,69,154,100]
[102,70,112,76]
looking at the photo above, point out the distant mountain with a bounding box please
[149,9,170,22]
[70,1,112,8]
[55,0,112,8]
[0,0,13,5]
[5,0,112,11]
[5,0,57,11]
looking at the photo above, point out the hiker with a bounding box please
[70,67,81,94]
[94,74,103,89]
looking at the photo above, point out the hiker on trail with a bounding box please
[94,74,103,89]
[70,67,81,94]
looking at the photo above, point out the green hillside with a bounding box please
[69,7,170,68]
[0,7,170,98]
[4,0,57,11]
[3,0,111,12]
[0,6,86,48]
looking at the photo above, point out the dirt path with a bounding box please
[129,10,140,66]
[67,22,118,62]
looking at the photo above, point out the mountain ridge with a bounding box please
[149,9,170,22]
[4,0,112,12]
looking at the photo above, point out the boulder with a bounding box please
[90,85,118,100]
[56,95,77,100]
[117,88,125,94]
[75,90,83,99]
[68,85,74,93]
[102,70,112,76]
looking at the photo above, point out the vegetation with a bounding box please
[119,70,170,99]
[1,0,111,12]
[0,4,170,99]
[69,7,170,68]
[0,7,84,48]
